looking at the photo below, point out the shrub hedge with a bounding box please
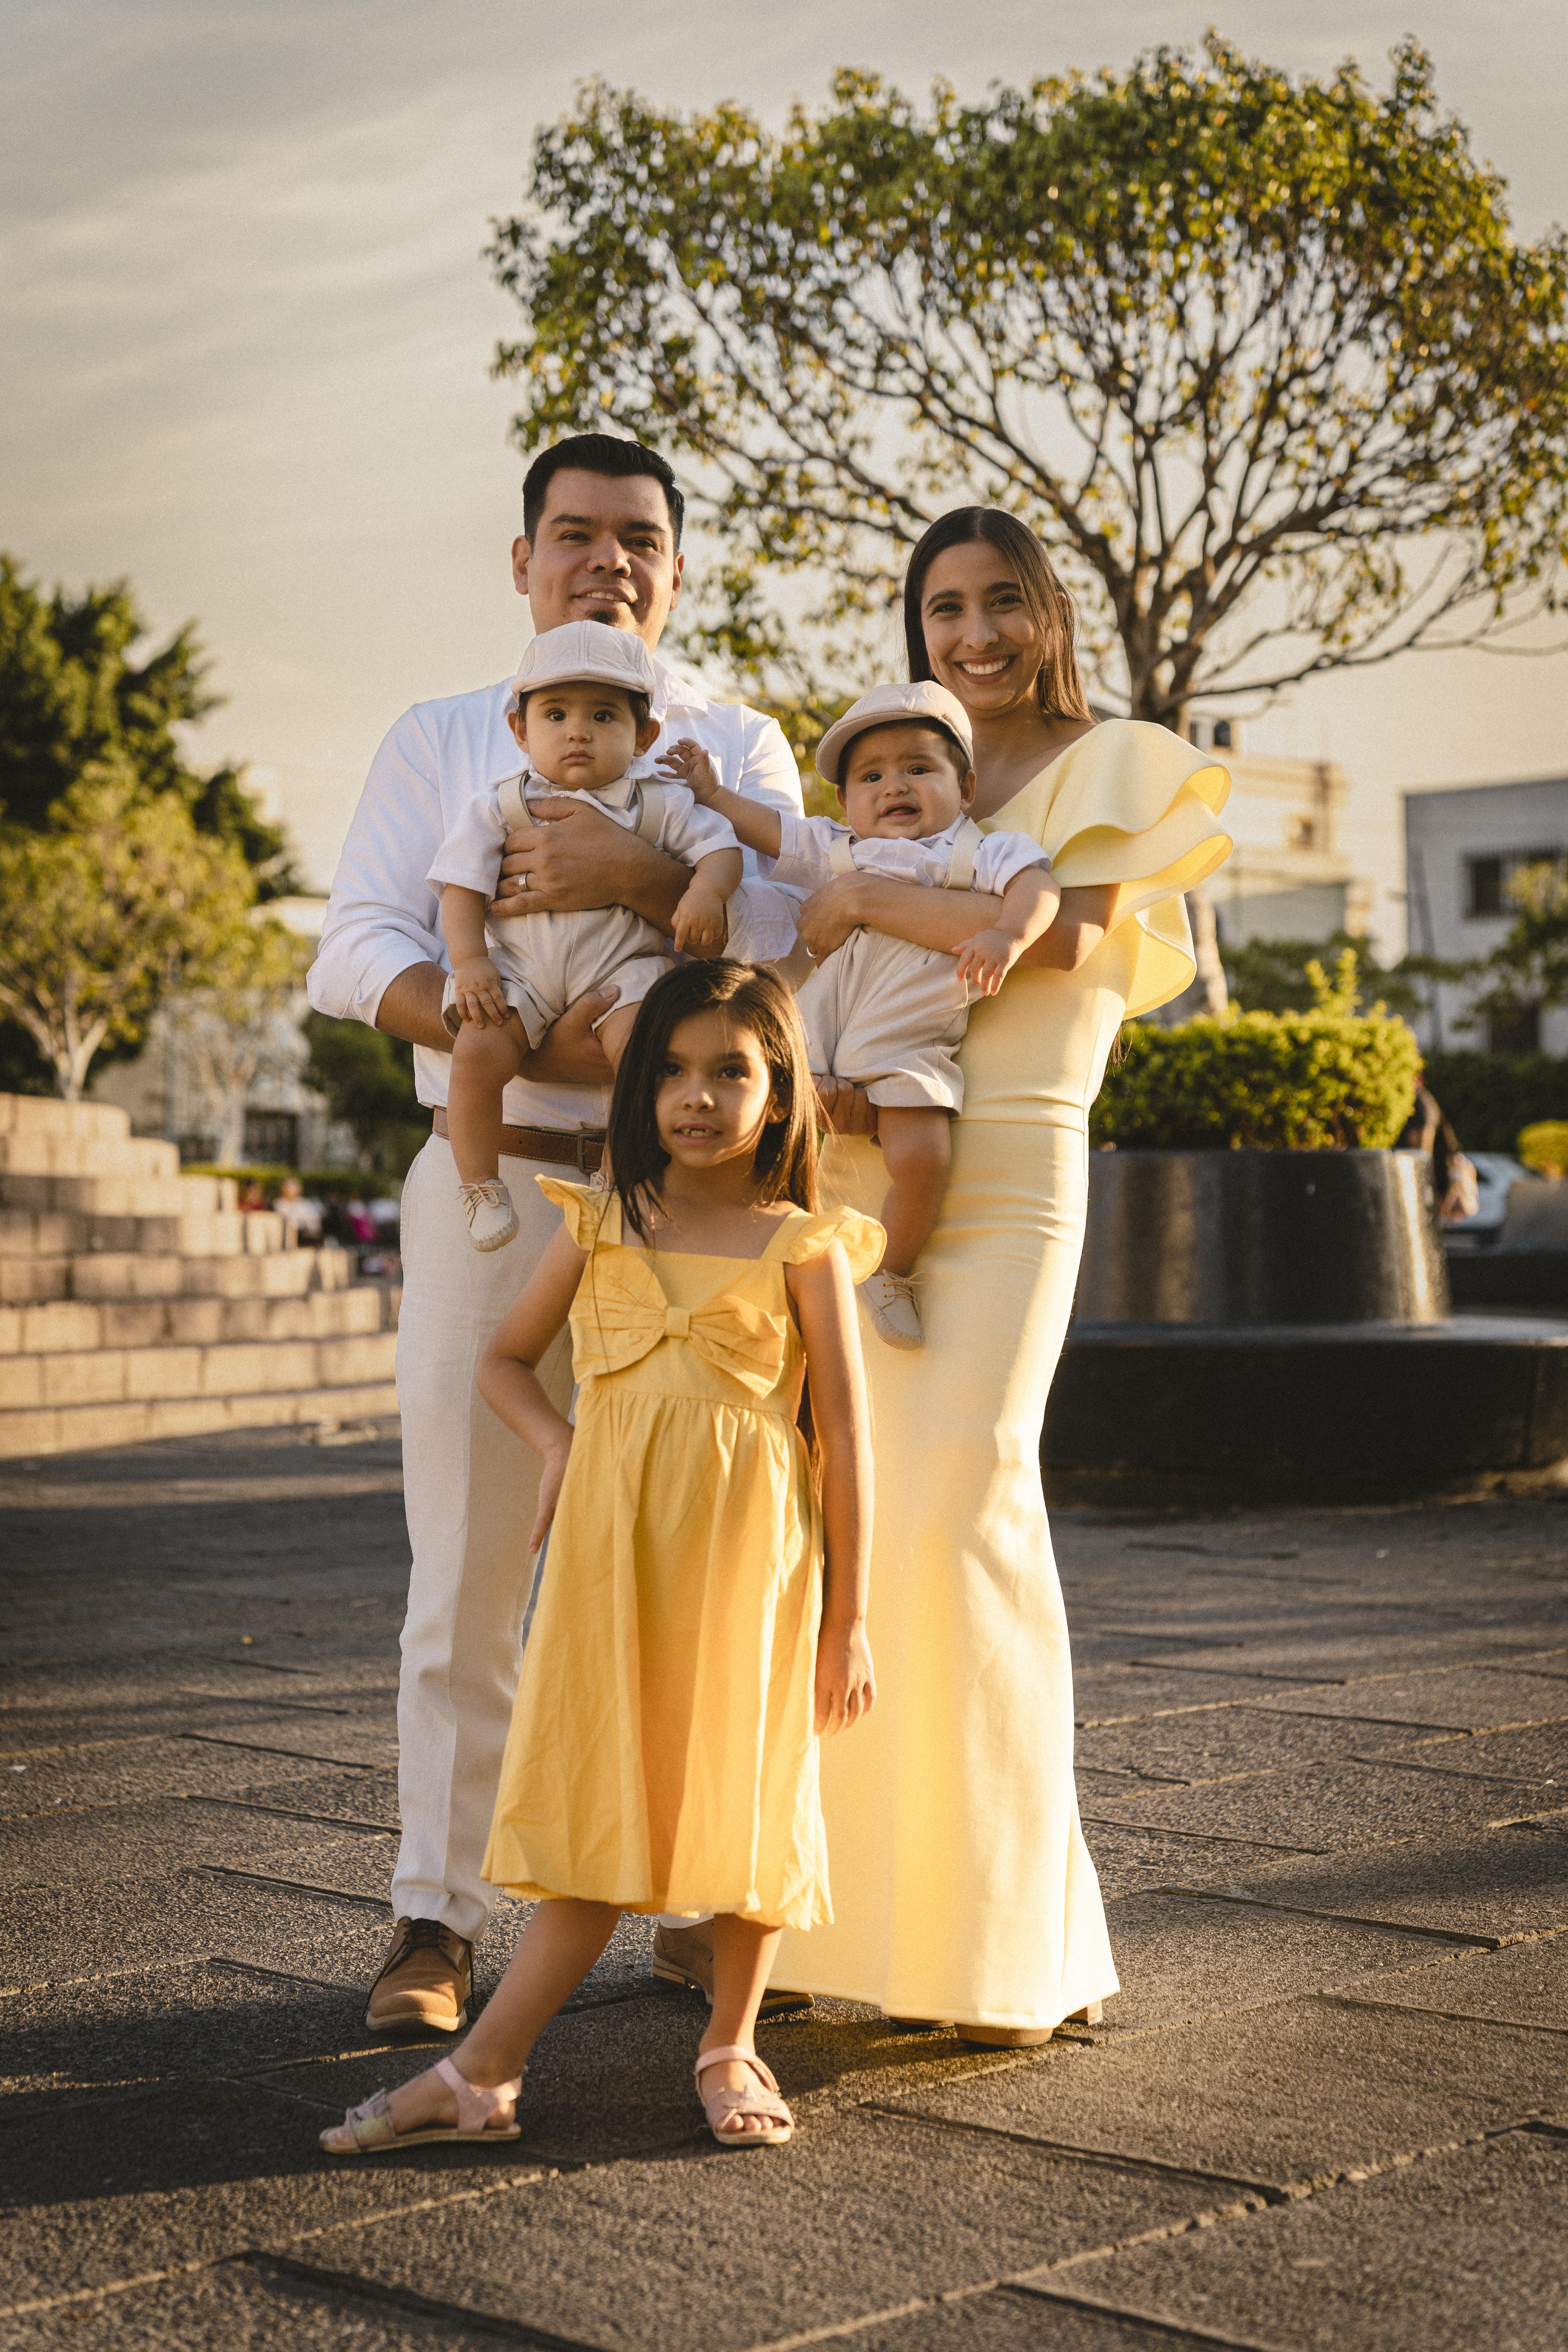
[1420,1051,1568,1154]
[1090,956,1420,1151]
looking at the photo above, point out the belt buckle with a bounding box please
[574,1133,600,1173]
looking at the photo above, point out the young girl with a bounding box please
[321,962,881,2156]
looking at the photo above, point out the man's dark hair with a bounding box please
[522,435,685,549]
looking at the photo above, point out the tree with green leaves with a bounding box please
[492,36,1568,723]
[1222,928,1425,1018]
[302,1013,427,1176]
[0,554,296,885]
[0,772,266,1101]
[1466,860,1568,1033]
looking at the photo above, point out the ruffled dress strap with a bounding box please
[765,1205,886,1286]
[536,1173,621,1252]
[979,720,1232,1018]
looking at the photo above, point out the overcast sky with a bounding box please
[4,1,1565,943]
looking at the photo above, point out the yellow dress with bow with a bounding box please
[483,1177,885,1932]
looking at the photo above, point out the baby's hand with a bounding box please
[657,738,721,801]
[451,954,511,1027]
[673,884,729,957]
[953,927,1024,996]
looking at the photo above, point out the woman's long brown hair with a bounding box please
[606,962,820,1242]
[903,508,1092,723]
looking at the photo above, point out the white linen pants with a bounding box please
[390,1133,575,1940]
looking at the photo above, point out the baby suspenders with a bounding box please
[825,815,983,888]
[495,772,669,844]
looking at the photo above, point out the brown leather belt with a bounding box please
[432,1106,604,1172]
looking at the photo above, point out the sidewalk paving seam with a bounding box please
[1079,1814,1322,1854]
[1143,1886,1501,1947]
[179,1733,387,1769]
[242,2250,612,2351]
[1001,2283,1282,2352]
[186,1794,397,1834]
[855,2100,1282,2201]
[190,1862,390,1907]
[1316,1986,1568,2038]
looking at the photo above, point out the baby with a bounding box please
[668,680,1059,1345]
[429,622,743,1250]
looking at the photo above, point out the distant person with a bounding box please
[308,433,807,2041]
[236,1180,268,1214]
[274,1175,324,1245]
[1398,1073,1479,1225]
[319,965,877,2155]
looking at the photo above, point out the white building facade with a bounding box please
[1403,776,1568,1055]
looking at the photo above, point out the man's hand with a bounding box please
[520,987,619,1086]
[814,1077,879,1139]
[672,882,730,957]
[953,926,1024,996]
[657,737,721,801]
[492,795,637,915]
[451,954,510,1028]
[796,875,866,963]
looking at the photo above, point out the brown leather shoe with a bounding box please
[363,1917,473,2037]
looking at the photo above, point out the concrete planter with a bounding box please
[1044,1146,1568,1502]
[1074,1147,1450,1327]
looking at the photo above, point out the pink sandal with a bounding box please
[320,2055,523,2155]
[694,2045,794,2148]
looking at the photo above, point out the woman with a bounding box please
[772,509,1231,2040]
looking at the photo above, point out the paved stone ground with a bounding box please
[2,1425,1566,2352]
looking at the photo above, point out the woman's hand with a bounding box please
[530,1432,574,1554]
[795,875,868,963]
[814,1078,879,1138]
[815,1615,876,1736]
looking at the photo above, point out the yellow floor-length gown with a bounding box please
[484,1178,884,1932]
[774,721,1232,2027]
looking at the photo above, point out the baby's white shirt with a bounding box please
[427,768,739,899]
[766,811,1050,899]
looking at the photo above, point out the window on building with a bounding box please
[244,1110,299,1166]
[1211,719,1233,749]
[1288,815,1317,852]
[1467,849,1563,919]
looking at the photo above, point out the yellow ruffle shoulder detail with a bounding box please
[535,1171,618,1246]
[778,1205,886,1286]
[981,719,1232,1019]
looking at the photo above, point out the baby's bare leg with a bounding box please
[447,1017,530,1184]
[875,1106,953,1276]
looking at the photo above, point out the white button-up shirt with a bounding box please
[309,658,804,1132]
[767,811,1051,898]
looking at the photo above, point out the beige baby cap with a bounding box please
[815,680,976,787]
[508,621,659,713]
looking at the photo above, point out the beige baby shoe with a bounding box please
[859,1268,923,1349]
[459,1178,519,1252]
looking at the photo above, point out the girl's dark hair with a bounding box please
[903,508,1092,723]
[606,962,819,1241]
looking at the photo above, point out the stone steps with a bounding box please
[1,1283,397,1355]
[0,1248,354,1305]
[0,1206,291,1262]
[0,1091,401,1460]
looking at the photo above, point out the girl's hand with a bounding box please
[656,738,720,800]
[796,876,866,963]
[815,1616,876,1735]
[953,926,1023,996]
[530,1432,574,1553]
[452,954,510,1027]
[672,882,730,956]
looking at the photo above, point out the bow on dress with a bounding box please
[571,1252,791,1398]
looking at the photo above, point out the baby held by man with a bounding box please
[431,620,1060,1346]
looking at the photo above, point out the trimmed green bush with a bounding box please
[1420,1051,1568,1154]
[1518,1124,1568,1179]
[1091,955,1420,1151]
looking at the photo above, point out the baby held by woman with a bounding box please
[669,681,1059,1345]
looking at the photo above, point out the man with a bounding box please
[309,435,807,2033]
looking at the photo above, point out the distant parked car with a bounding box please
[1444,1153,1532,1243]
